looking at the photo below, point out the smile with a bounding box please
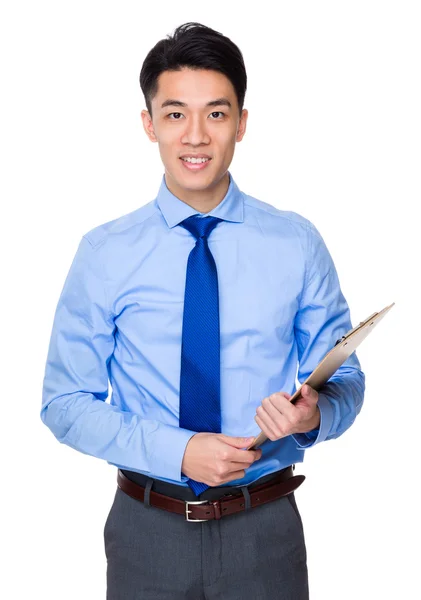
[180,157,212,171]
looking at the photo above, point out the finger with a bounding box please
[229,449,262,467]
[300,384,318,404]
[229,448,261,465]
[229,461,257,471]
[254,412,283,441]
[261,394,297,424]
[221,435,256,449]
[205,469,247,487]
[225,469,247,483]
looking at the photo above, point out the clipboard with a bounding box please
[247,302,395,450]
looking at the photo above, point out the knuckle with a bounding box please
[213,474,224,485]
[274,426,284,438]
[218,450,229,461]
[290,415,300,427]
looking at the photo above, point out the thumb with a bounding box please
[302,384,317,400]
[222,435,255,448]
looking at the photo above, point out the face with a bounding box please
[141,68,248,204]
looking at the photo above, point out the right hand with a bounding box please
[181,432,262,487]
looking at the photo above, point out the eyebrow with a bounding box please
[160,97,232,110]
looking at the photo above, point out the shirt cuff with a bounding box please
[147,423,197,482]
[291,393,334,449]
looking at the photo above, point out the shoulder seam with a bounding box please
[243,197,312,232]
[82,234,94,248]
[83,206,161,249]
[81,234,114,324]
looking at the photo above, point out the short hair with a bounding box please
[139,22,247,117]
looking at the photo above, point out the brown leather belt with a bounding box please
[117,467,305,522]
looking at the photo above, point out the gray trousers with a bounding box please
[103,473,309,599]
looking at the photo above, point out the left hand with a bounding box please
[254,384,320,441]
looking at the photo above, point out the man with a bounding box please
[41,21,365,599]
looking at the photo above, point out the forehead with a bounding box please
[154,68,236,107]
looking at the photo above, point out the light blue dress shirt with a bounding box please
[41,171,365,488]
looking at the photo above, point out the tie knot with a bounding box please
[179,215,223,240]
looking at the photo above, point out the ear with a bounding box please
[141,109,157,143]
[236,108,248,142]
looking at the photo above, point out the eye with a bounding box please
[166,111,225,120]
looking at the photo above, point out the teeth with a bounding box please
[181,157,210,164]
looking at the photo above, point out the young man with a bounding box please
[41,22,365,599]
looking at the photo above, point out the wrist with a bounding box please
[309,406,321,431]
[298,406,320,434]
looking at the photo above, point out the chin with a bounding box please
[172,167,214,185]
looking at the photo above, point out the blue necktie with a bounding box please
[178,214,224,496]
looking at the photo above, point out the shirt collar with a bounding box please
[156,170,244,228]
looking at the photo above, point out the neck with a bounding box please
[164,171,230,213]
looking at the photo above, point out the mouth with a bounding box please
[179,156,212,171]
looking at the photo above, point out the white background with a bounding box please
[1,1,420,598]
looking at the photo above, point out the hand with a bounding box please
[181,432,262,486]
[254,384,320,441]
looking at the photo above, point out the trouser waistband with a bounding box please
[119,466,294,502]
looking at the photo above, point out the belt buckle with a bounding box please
[185,499,209,522]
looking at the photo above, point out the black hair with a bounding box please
[139,22,247,117]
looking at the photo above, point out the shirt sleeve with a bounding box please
[291,222,366,449]
[40,235,196,481]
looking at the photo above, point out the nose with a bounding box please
[181,115,210,146]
